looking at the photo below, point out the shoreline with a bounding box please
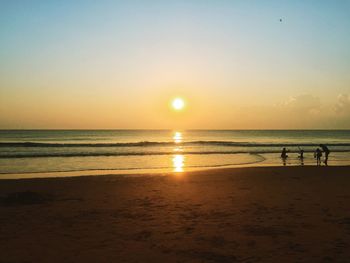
[1,163,350,180]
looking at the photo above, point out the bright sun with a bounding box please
[172,98,185,110]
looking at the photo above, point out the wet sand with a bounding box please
[1,166,350,262]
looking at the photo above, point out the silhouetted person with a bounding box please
[298,147,304,166]
[281,147,288,165]
[314,148,322,166]
[319,144,330,166]
[298,147,304,159]
[281,147,288,159]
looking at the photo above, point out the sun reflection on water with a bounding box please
[173,131,182,143]
[172,131,184,172]
[173,154,185,172]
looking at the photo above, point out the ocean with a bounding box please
[1,130,350,178]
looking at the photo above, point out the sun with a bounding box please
[172,98,185,110]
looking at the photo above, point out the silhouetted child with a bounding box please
[298,147,304,159]
[281,147,288,159]
[298,148,304,166]
[314,148,322,166]
[281,147,288,166]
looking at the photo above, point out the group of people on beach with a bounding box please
[281,144,330,166]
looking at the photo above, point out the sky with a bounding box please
[0,0,350,129]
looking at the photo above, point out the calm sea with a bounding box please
[1,130,350,178]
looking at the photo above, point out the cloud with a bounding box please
[233,93,350,129]
[335,94,350,113]
[280,94,321,115]
[224,93,350,129]
[330,94,350,128]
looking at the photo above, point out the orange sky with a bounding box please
[1,1,350,129]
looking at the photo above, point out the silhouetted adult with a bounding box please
[319,144,330,166]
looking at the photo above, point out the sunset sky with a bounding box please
[1,0,350,129]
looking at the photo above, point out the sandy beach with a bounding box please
[0,166,349,262]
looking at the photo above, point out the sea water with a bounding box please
[0,130,350,178]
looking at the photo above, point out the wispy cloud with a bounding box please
[335,94,350,113]
[281,94,321,115]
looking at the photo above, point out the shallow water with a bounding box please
[0,130,349,178]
